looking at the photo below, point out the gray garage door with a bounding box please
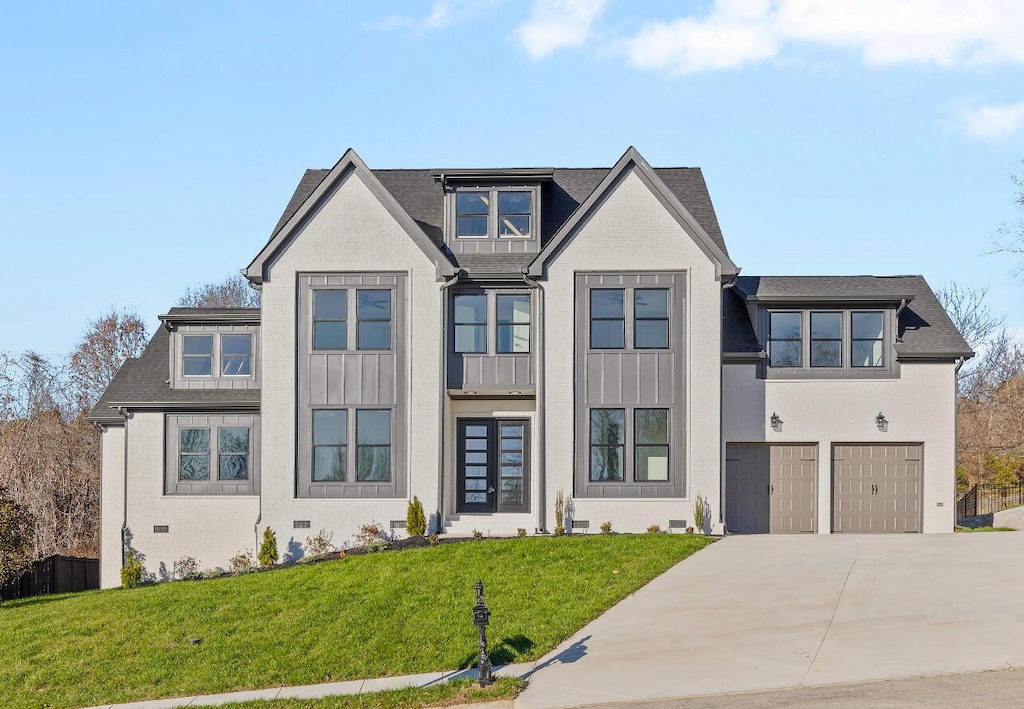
[725,444,817,534]
[832,444,922,533]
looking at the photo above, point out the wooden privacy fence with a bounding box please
[0,555,99,601]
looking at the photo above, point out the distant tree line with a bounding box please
[0,274,256,584]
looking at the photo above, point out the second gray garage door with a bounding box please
[832,444,922,533]
[725,444,817,534]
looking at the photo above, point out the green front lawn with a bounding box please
[0,534,712,709]
[955,525,1018,532]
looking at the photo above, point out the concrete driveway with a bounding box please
[515,532,1024,709]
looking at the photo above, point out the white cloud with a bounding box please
[960,101,1024,140]
[617,0,1024,74]
[513,0,607,60]
[621,0,777,75]
[377,0,496,34]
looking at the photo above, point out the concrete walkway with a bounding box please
[515,532,1024,709]
[87,664,533,709]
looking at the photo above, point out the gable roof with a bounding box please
[86,327,260,423]
[262,150,731,279]
[527,147,737,278]
[731,275,973,360]
[246,149,458,284]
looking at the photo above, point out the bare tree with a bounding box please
[992,163,1024,277]
[177,272,260,309]
[0,490,34,588]
[935,283,1003,353]
[69,309,148,411]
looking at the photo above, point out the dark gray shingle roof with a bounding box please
[731,275,973,359]
[267,165,728,272]
[166,307,260,316]
[86,328,260,422]
[723,288,760,354]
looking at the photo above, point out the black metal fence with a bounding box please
[0,555,99,602]
[957,483,1024,520]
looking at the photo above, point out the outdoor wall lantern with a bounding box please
[769,412,783,432]
[876,412,889,432]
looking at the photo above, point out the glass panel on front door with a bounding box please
[457,419,529,513]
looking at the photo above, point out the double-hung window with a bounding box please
[183,334,253,377]
[851,312,884,367]
[590,287,671,350]
[810,312,842,367]
[589,408,671,483]
[767,309,889,372]
[590,290,626,349]
[497,294,530,353]
[183,335,214,376]
[454,188,534,239]
[312,289,392,351]
[768,312,802,367]
[178,426,250,482]
[311,408,392,483]
[454,294,487,353]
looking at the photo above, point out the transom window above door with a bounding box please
[451,187,538,240]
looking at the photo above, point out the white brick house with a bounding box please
[88,147,972,588]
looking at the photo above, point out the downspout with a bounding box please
[438,271,461,532]
[720,272,741,532]
[522,271,546,533]
[116,407,129,569]
[954,355,967,522]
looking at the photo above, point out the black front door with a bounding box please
[457,419,529,513]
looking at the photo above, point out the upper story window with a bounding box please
[183,335,214,375]
[851,312,884,367]
[183,334,252,377]
[497,294,530,353]
[590,287,671,351]
[453,291,532,355]
[312,288,392,351]
[766,309,889,373]
[453,187,536,239]
[810,312,842,367]
[454,294,487,353]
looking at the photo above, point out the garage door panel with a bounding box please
[832,444,922,533]
[727,444,816,534]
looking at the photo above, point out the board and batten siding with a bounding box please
[574,272,686,498]
[295,273,407,498]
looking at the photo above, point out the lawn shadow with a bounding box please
[455,634,537,669]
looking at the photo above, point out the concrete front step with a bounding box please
[443,513,538,537]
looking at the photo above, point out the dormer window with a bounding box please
[452,187,536,239]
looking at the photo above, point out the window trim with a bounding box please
[181,333,254,379]
[588,285,673,352]
[165,414,260,495]
[310,407,394,485]
[496,293,532,354]
[453,292,488,354]
[587,407,672,485]
[448,185,540,241]
[182,334,215,378]
[809,311,842,368]
[763,308,895,378]
[851,310,885,369]
[311,287,394,353]
[768,310,803,368]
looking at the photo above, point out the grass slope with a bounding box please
[228,677,524,709]
[0,534,712,709]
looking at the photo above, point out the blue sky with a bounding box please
[2,0,1023,357]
